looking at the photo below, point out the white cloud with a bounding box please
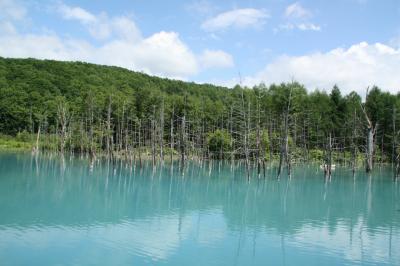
[201,8,269,32]
[112,16,141,42]
[297,23,321,31]
[0,2,233,79]
[277,3,320,33]
[242,42,400,95]
[58,3,96,24]
[275,22,321,32]
[124,31,198,77]
[199,49,234,69]
[0,30,199,79]
[57,4,141,41]
[285,2,312,19]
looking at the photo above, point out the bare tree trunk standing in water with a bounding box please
[256,93,261,178]
[396,152,400,181]
[138,119,142,167]
[277,87,293,179]
[240,90,250,181]
[360,90,376,173]
[160,97,164,162]
[179,95,188,170]
[34,124,41,154]
[151,105,156,166]
[106,95,112,158]
[57,98,70,154]
[324,133,332,180]
[351,109,357,177]
[392,106,399,181]
[180,114,186,168]
[170,106,174,164]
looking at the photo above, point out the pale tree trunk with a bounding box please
[138,119,142,167]
[180,114,186,167]
[277,87,293,179]
[34,124,41,154]
[352,109,357,176]
[392,107,396,165]
[366,126,374,172]
[324,133,332,180]
[243,95,250,181]
[160,98,164,161]
[361,89,376,173]
[256,97,261,177]
[170,106,174,163]
[106,95,112,158]
[151,105,156,166]
[57,100,69,154]
[229,105,234,163]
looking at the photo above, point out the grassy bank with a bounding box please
[0,134,33,151]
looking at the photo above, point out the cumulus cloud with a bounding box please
[0,29,199,79]
[58,3,96,24]
[199,49,234,69]
[57,3,141,41]
[276,2,321,33]
[285,2,312,19]
[0,2,233,79]
[201,8,269,32]
[242,42,400,95]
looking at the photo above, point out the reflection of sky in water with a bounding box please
[0,153,399,265]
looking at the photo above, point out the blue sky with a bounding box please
[0,0,399,95]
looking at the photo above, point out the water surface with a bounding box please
[0,153,399,265]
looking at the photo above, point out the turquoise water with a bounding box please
[0,153,399,266]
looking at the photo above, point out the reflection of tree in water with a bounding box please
[0,154,399,236]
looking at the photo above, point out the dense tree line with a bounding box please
[0,57,400,177]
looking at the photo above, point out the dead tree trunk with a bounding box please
[277,87,293,179]
[34,124,41,154]
[106,95,112,157]
[57,99,69,154]
[151,105,156,166]
[86,92,96,160]
[256,96,261,177]
[160,98,164,161]
[392,107,396,165]
[360,90,376,173]
[229,105,234,163]
[138,119,142,167]
[180,114,186,167]
[324,133,332,180]
[351,109,357,176]
[170,106,174,163]
[268,117,273,164]
[241,91,250,181]
[366,124,375,173]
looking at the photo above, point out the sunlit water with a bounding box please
[0,153,399,266]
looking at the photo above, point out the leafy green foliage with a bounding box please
[0,57,399,163]
[207,130,232,158]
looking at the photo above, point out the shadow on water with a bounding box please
[0,153,399,265]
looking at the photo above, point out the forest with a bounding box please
[0,57,400,178]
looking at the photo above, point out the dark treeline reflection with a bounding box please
[0,153,399,233]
